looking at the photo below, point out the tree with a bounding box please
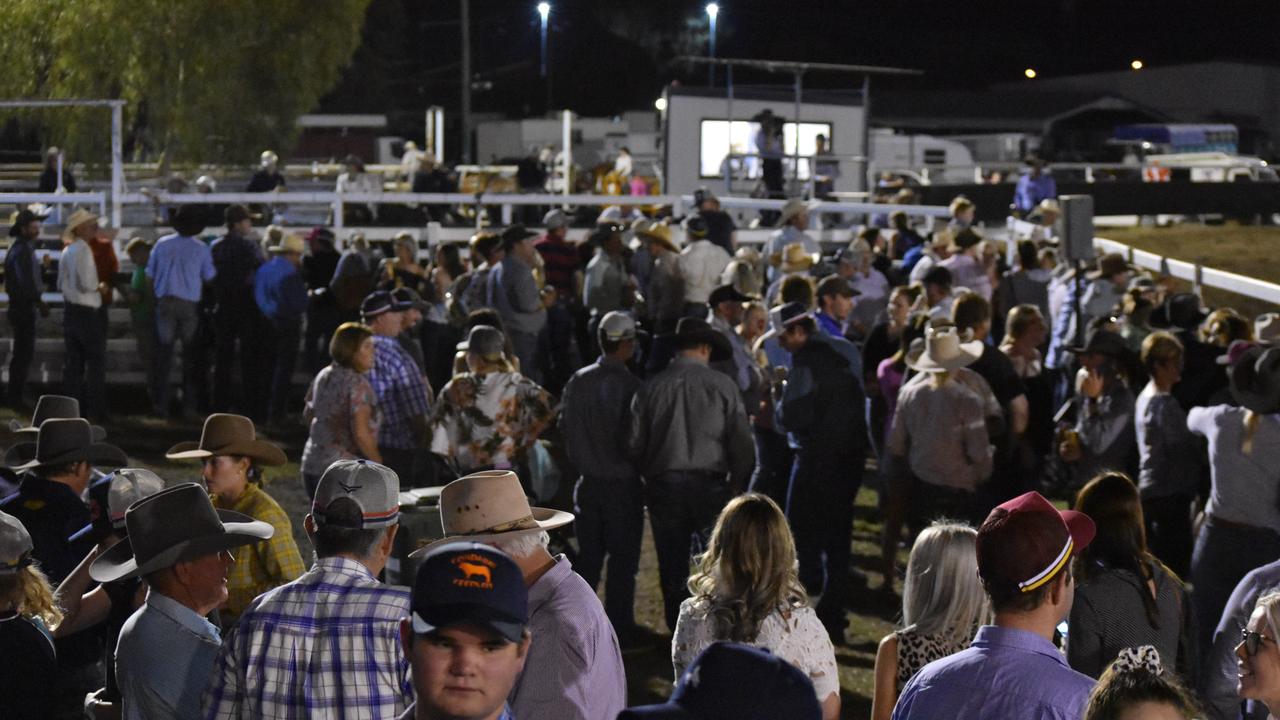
[0,0,373,163]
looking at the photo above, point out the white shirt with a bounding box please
[57,238,102,308]
[673,597,838,701]
[679,240,731,304]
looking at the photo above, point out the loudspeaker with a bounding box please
[1059,194,1094,263]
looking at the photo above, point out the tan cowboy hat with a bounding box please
[269,233,307,255]
[165,414,287,466]
[637,222,679,253]
[1255,312,1279,345]
[778,242,818,273]
[776,198,817,227]
[1028,198,1061,221]
[906,326,984,373]
[410,470,574,557]
[61,208,99,242]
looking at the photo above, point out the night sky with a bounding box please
[321,0,1280,138]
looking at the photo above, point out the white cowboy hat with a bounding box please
[410,471,574,557]
[776,198,818,227]
[906,326,983,373]
[1255,312,1279,345]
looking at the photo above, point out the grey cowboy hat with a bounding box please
[1228,344,1280,415]
[10,418,127,472]
[89,482,273,583]
[8,395,107,441]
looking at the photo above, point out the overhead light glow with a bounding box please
[1131,59,1144,70]
[1024,68,1037,79]
[537,2,550,20]
[706,3,719,20]
[654,97,668,111]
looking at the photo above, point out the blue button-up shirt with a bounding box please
[368,335,431,450]
[1015,172,1058,214]
[253,256,308,322]
[147,233,216,302]
[116,591,222,720]
[892,625,1094,720]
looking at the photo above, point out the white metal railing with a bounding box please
[1094,236,1280,305]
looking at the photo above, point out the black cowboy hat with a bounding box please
[1068,329,1128,359]
[8,395,106,441]
[672,318,732,363]
[89,483,273,583]
[10,418,127,472]
[1229,345,1280,415]
[8,208,48,237]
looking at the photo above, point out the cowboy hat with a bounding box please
[1068,329,1128,358]
[776,199,817,228]
[10,418,127,472]
[8,395,106,441]
[1228,345,1280,415]
[1254,312,1279,345]
[269,233,306,255]
[906,326,983,373]
[165,414,287,466]
[410,470,574,557]
[637,222,679,253]
[8,208,47,238]
[777,242,818,274]
[89,483,273,583]
[672,317,732,364]
[1150,292,1208,331]
[948,228,983,253]
[60,209,99,242]
[1027,199,1061,222]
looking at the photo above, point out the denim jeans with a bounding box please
[153,297,200,415]
[645,470,731,632]
[7,304,36,404]
[62,303,106,418]
[787,449,862,639]
[1191,518,1280,659]
[574,475,644,631]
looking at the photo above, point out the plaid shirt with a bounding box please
[203,557,413,720]
[368,335,432,450]
[211,483,306,623]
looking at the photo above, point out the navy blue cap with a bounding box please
[619,643,821,720]
[410,542,528,643]
[361,290,408,318]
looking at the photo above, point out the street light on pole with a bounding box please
[537,3,551,110]
[706,3,718,86]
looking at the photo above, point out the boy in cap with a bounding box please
[559,312,645,641]
[892,491,1096,720]
[205,460,412,718]
[399,542,531,720]
[363,290,432,483]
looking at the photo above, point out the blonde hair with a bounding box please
[688,494,808,642]
[1201,308,1252,347]
[902,521,990,639]
[1255,591,1280,641]
[0,565,62,629]
[1244,410,1262,456]
[949,196,975,216]
[1141,331,1183,374]
[1005,304,1044,342]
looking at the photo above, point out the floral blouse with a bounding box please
[430,371,556,474]
[301,364,381,477]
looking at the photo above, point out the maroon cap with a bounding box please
[976,492,1095,595]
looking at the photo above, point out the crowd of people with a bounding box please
[1,182,1279,720]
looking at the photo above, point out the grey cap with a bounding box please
[312,460,401,529]
[107,469,167,530]
[0,511,34,575]
[599,311,637,342]
[543,209,569,230]
[456,325,506,360]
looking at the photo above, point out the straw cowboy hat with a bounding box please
[1228,344,1280,415]
[61,208,99,243]
[776,198,817,228]
[777,242,818,274]
[906,326,983,373]
[89,483,273,583]
[9,418,126,472]
[1255,313,1279,345]
[165,414,287,466]
[269,233,307,255]
[1028,198,1061,222]
[8,395,106,441]
[411,470,574,556]
[636,222,680,253]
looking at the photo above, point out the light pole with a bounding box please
[537,3,551,109]
[706,3,718,86]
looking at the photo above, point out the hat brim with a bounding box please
[165,440,287,466]
[673,329,732,364]
[638,232,679,253]
[779,255,819,273]
[411,608,526,644]
[9,422,107,442]
[775,201,819,228]
[1061,509,1096,553]
[409,506,575,559]
[11,442,127,471]
[905,340,983,373]
[89,509,273,583]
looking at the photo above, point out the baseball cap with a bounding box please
[456,325,506,360]
[707,283,756,306]
[684,215,709,239]
[976,491,1095,597]
[361,290,404,319]
[312,459,400,529]
[70,468,167,544]
[620,642,821,720]
[542,209,569,230]
[815,274,858,299]
[600,311,637,342]
[410,542,528,643]
[0,510,34,575]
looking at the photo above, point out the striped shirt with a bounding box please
[204,557,413,720]
[368,335,432,450]
[211,484,306,623]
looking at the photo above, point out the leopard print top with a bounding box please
[894,627,970,691]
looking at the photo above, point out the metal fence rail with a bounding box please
[1094,236,1280,305]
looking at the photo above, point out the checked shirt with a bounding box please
[203,556,413,720]
[368,335,432,450]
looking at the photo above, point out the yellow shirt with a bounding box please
[211,482,306,623]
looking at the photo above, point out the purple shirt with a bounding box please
[892,625,1094,720]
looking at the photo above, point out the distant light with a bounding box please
[537,2,550,20]
[1130,59,1144,70]
[1024,68,1037,79]
[706,3,719,20]
[654,97,668,112]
